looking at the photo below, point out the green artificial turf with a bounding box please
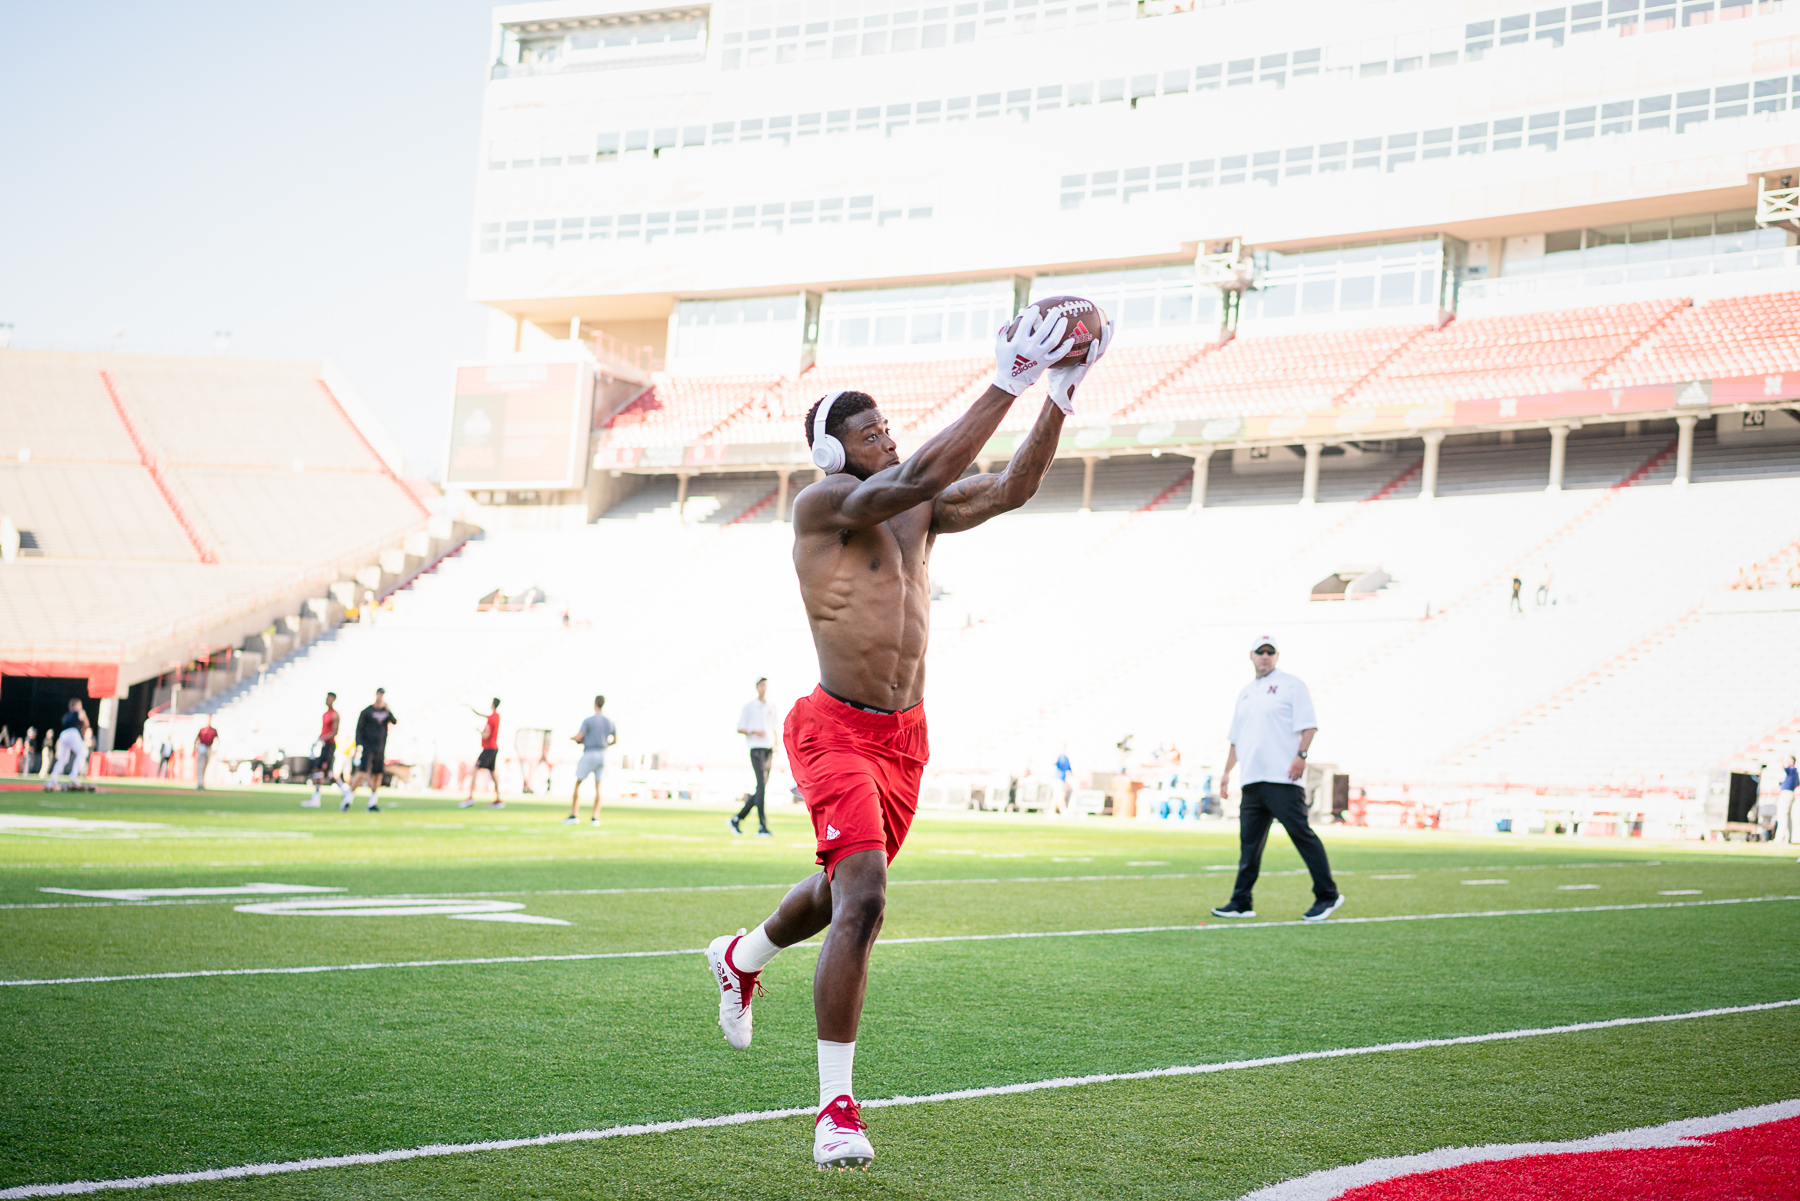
[2,782,1796,1198]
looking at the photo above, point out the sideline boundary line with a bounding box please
[5,894,1796,988]
[3,996,1796,1198]
[0,858,1686,911]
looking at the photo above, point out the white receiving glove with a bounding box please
[992,308,1073,396]
[1046,318,1114,416]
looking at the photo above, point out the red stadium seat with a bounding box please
[1349,301,1688,405]
[1592,291,1800,387]
[1139,325,1428,420]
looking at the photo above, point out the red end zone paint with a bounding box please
[1240,1101,1800,1201]
[1340,1115,1800,1200]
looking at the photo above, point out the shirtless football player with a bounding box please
[703,303,1112,1170]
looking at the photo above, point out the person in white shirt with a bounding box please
[730,678,777,836]
[1211,635,1344,922]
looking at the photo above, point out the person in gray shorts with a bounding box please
[565,695,617,826]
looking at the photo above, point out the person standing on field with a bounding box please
[45,700,90,792]
[461,699,504,809]
[565,695,616,825]
[1778,755,1797,844]
[193,716,218,790]
[1211,635,1343,922]
[304,692,348,809]
[730,677,777,837]
[344,688,396,812]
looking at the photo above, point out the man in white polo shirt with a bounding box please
[1211,635,1344,922]
[730,677,777,837]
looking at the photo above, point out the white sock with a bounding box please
[818,1039,856,1110]
[339,782,352,801]
[733,922,782,972]
[368,790,380,807]
[309,786,321,803]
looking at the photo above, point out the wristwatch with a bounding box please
[1296,750,1308,760]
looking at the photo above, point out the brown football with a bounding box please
[1009,295,1108,368]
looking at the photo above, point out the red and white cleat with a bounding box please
[814,1095,873,1171]
[704,930,763,1050]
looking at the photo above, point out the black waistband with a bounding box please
[822,686,898,715]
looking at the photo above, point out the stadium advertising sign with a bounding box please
[446,362,591,489]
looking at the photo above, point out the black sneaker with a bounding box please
[1302,895,1345,922]
[756,829,772,838]
[728,816,742,835]
[366,802,380,813]
[1210,903,1256,918]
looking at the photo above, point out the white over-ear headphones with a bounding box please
[811,389,850,473]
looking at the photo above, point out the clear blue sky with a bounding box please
[0,0,500,479]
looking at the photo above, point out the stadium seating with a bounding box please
[3,561,299,656]
[0,354,140,465]
[1592,291,1800,388]
[169,470,425,566]
[192,286,1800,797]
[1444,603,1800,790]
[605,293,1799,444]
[1058,325,1425,423]
[1348,300,1688,405]
[712,358,991,445]
[601,374,781,447]
[104,358,388,472]
[206,418,1800,802]
[0,463,198,562]
[0,350,432,693]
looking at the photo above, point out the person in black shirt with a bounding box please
[46,699,91,792]
[344,688,397,813]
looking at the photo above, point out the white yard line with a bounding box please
[0,872,1223,910]
[2,997,1794,1199]
[4,894,1795,989]
[0,857,1688,911]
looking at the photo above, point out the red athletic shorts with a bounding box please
[784,686,929,879]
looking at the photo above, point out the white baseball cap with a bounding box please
[1250,635,1279,653]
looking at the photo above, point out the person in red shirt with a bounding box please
[193,717,218,790]
[461,698,504,809]
[303,693,348,809]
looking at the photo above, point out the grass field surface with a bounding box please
[3,781,1796,1199]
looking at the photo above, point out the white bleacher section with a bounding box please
[0,463,196,562]
[0,350,431,678]
[0,355,140,464]
[174,471,426,567]
[215,426,1800,797]
[4,563,298,657]
[105,359,384,470]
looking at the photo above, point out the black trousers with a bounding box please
[734,747,772,830]
[1229,781,1338,907]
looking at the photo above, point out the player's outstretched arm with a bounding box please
[932,398,1065,534]
[795,310,1071,533]
[933,318,1111,534]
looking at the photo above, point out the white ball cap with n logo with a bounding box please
[1250,635,1279,652]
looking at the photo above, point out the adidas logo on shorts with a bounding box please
[826,824,841,840]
